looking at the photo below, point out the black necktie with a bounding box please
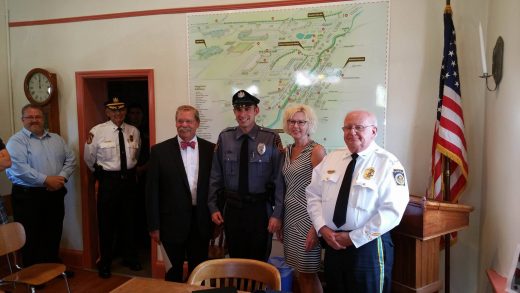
[238,136,249,195]
[117,127,127,173]
[332,153,359,228]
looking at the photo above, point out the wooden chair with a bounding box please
[0,222,71,293]
[187,258,281,292]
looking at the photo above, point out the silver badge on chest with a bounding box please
[257,143,266,155]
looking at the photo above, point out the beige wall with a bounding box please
[6,0,518,291]
[478,0,520,292]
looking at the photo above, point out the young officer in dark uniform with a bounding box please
[208,90,284,261]
[84,97,142,278]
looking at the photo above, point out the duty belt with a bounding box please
[101,168,136,180]
[224,190,268,208]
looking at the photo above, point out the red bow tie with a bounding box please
[181,141,196,150]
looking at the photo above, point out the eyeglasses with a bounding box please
[287,120,308,126]
[22,115,43,120]
[342,124,374,132]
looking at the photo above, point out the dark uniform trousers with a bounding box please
[323,232,394,293]
[11,184,66,266]
[162,206,209,282]
[97,170,138,266]
[224,198,270,261]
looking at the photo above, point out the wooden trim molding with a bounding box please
[60,248,84,269]
[76,69,155,269]
[9,0,347,27]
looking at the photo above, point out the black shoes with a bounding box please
[97,264,112,279]
[121,260,143,271]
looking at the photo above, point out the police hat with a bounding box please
[105,97,126,110]
[232,90,260,106]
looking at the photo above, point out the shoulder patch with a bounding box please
[393,169,406,186]
[274,134,283,151]
[87,132,94,144]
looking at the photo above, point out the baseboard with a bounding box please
[60,248,84,268]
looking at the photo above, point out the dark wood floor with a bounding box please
[0,268,131,293]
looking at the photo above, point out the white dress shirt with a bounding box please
[306,142,409,248]
[178,136,199,205]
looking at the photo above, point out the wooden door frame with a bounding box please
[75,69,157,274]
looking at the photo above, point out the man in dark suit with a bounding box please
[146,105,215,282]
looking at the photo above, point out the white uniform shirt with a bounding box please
[306,142,409,248]
[84,121,141,171]
[178,136,199,205]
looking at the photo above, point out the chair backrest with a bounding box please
[187,258,282,292]
[0,222,25,256]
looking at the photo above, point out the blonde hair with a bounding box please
[282,104,318,135]
[175,105,200,122]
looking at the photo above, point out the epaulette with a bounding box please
[222,126,237,133]
[258,126,277,134]
[374,147,398,163]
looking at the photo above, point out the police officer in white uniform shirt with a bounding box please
[84,97,142,278]
[306,110,409,293]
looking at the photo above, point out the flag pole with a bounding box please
[443,157,451,293]
[442,5,452,293]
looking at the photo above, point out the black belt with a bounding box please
[100,168,135,179]
[225,190,268,208]
[13,184,47,192]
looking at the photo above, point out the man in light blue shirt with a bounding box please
[6,104,76,268]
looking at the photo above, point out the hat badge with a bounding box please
[113,97,120,103]
[237,91,245,98]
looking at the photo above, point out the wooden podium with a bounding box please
[392,195,473,293]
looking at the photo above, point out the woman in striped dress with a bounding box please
[281,104,326,293]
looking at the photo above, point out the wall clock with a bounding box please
[23,68,60,133]
[24,68,57,105]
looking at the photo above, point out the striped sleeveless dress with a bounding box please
[282,141,321,273]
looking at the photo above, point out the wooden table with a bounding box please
[110,277,248,293]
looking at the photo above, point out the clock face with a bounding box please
[27,72,52,103]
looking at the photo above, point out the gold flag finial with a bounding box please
[444,4,452,14]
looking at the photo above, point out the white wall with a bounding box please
[478,0,520,292]
[3,0,502,291]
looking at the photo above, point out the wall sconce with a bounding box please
[480,36,504,91]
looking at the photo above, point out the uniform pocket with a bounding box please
[321,173,339,202]
[99,141,116,162]
[223,151,239,188]
[251,154,271,178]
[352,177,378,211]
[224,151,238,175]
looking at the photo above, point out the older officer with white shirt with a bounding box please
[306,110,409,293]
[84,97,141,278]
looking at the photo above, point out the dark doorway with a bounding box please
[107,79,151,277]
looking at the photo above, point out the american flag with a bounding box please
[431,6,468,202]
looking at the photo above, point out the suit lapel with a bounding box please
[171,136,191,192]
